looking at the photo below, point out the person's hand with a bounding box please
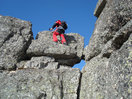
[49,28,53,31]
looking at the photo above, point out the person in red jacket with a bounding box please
[49,20,68,44]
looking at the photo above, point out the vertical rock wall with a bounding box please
[0,15,33,70]
[80,0,132,99]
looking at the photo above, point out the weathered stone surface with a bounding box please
[94,0,107,17]
[80,34,132,99]
[27,31,84,66]
[104,34,132,99]
[84,0,132,61]
[59,65,72,69]
[0,68,81,99]
[81,0,132,98]
[0,0,132,98]
[80,55,109,99]
[17,56,74,69]
[0,15,83,99]
[0,15,33,70]
[101,19,132,58]
[24,56,59,69]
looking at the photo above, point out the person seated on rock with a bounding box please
[49,20,68,44]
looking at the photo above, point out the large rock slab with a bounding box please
[84,0,132,61]
[80,56,109,99]
[17,56,59,69]
[104,34,132,99]
[27,31,84,66]
[81,0,132,98]
[0,68,81,99]
[101,19,132,58]
[80,34,132,99]
[0,15,33,70]
[80,30,132,99]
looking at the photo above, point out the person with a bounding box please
[49,20,68,44]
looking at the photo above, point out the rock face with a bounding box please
[0,15,84,70]
[0,15,33,70]
[0,0,132,98]
[0,15,83,99]
[27,31,84,66]
[21,56,59,69]
[104,34,132,99]
[81,0,132,99]
[81,33,132,99]
[0,68,81,99]
[84,0,132,61]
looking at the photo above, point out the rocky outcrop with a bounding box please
[80,33,132,99]
[0,68,81,99]
[84,0,132,61]
[0,15,84,70]
[101,20,132,58]
[0,15,33,70]
[0,15,83,99]
[17,56,59,69]
[104,34,132,99]
[81,0,132,99]
[0,0,132,98]
[27,31,84,66]
[80,56,109,99]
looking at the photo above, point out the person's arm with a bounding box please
[49,22,58,30]
[52,22,58,29]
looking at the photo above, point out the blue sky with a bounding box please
[0,0,98,70]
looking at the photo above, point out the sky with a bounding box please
[0,0,98,70]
